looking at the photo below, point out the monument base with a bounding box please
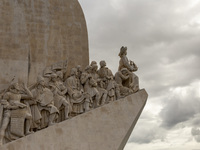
[0,89,148,150]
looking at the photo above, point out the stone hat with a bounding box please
[90,61,97,66]
[51,73,57,79]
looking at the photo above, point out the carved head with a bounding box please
[118,46,127,57]
[100,60,106,67]
[56,71,63,80]
[12,82,20,91]
[76,65,82,72]
[70,68,78,76]
[90,61,97,66]
[9,77,20,91]
[91,63,98,72]
[51,73,57,82]
[85,65,92,73]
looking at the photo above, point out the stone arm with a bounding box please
[1,95,18,110]
[118,71,129,80]
[107,68,114,77]
[48,83,56,93]
[31,90,40,103]
[48,83,62,96]
[80,73,90,85]
[59,84,68,95]
[89,78,97,87]
[21,84,33,100]
[61,88,68,96]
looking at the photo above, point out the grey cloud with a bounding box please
[81,0,200,50]
[191,128,200,142]
[128,110,166,144]
[160,96,200,129]
[80,0,200,98]
[192,114,200,126]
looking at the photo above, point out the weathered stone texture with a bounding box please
[0,0,89,90]
[0,89,148,150]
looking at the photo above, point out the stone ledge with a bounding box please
[0,89,148,150]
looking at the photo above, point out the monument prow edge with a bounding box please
[0,89,148,150]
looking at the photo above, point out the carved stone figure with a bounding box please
[98,60,121,101]
[118,46,139,92]
[0,80,33,145]
[65,68,90,115]
[115,68,134,97]
[106,76,116,102]
[48,73,71,121]
[31,76,59,129]
[98,60,113,81]
[90,62,107,105]
[81,66,101,108]
[43,60,68,83]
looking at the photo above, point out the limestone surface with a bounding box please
[0,0,89,90]
[0,89,148,150]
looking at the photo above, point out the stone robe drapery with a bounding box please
[65,76,85,114]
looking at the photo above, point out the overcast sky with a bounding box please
[79,0,200,149]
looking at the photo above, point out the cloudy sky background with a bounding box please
[79,0,200,149]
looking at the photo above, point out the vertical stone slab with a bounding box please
[0,0,89,89]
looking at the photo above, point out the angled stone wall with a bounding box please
[0,89,148,150]
[0,0,89,90]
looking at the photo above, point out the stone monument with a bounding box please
[0,0,89,90]
[0,1,148,149]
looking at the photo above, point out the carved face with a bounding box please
[57,71,63,79]
[92,64,98,72]
[39,80,45,86]
[13,83,20,91]
[71,68,78,76]
[51,74,58,82]
[76,65,82,72]
[100,61,106,67]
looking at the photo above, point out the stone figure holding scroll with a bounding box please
[31,76,59,129]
